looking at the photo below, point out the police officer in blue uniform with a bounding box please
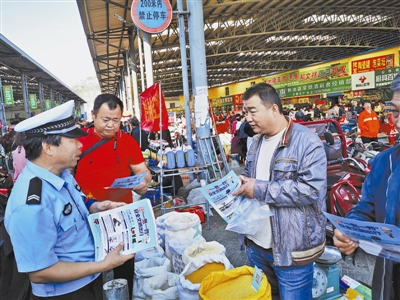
[5,101,134,299]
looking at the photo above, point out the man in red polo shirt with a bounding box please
[75,94,151,298]
[75,94,151,204]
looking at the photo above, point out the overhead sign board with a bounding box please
[131,0,173,34]
[351,71,375,91]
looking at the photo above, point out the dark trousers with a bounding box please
[361,136,378,144]
[30,274,103,300]
[113,258,134,298]
[394,263,400,299]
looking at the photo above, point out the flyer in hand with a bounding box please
[105,172,147,189]
[199,170,243,222]
[324,212,400,262]
[88,198,157,261]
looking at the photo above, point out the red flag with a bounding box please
[140,83,169,132]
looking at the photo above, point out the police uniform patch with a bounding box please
[26,177,42,205]
[74,183,82,192]
[63,203,73,216]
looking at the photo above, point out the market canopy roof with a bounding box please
[0,34,86,106]
[77,0,400,97]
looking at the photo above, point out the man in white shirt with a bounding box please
[234,83,327,300]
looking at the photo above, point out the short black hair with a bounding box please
[22,134,62,160]
[242,83,283,114]
[390,72,400,92]
[93,94,124,117]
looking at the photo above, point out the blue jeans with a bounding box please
[245,238,313,300]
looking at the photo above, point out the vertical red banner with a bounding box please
[140,83,169,132]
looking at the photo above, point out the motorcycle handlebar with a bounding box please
[327,157,366,172]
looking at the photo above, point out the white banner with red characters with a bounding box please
[140,82,169,132]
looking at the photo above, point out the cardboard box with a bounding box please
[340,275,371,300]
[179,168,191,186]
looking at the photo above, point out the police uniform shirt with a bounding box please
[5,161,99,297]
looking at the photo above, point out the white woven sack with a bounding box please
[133,256,171,299]
[135,244,165,262]
[164,212,202,260]
[168,235,206,274]
[142,272,179,300]
[182,241,226,265]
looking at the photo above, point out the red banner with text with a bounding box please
[140,83,169,132]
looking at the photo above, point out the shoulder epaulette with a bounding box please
[26,177,42,205]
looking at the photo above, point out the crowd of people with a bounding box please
[1,72,399,299]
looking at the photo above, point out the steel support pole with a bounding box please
[129,28,140,117]
[143,32,154,87]
[137,28,146,91]
[50,88,54,108]
[21,71,31,118]
[177,0,192,146]
[187,0,210,139]
[125,51,133,116]
[38,82,45,112]
[0,77,7,134]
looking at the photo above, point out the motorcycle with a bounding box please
[299,120,367,238]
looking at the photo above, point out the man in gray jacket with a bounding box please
[234,83,327,300]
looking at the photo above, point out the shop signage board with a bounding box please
[262,70,299,88]
[2,85,14,106]
[351,54,394,74]
[375,67,400,87]
[29,94,38,109]
[299,63,350,84]
[275,77,351,98]
[131,0,172,34]
[351,71,375,91]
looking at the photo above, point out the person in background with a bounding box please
[74,94,151,298]
[11,132,28,183]
[233,83,326,300]
[350,100,358,116]
[327,105,338,120]
[356,101,364,114]
[5,100,134,299]
[313,104,322,120]
[131,116,149,151]
[334,72,400,300]
[357,100,380,143]
[123,120,132,134]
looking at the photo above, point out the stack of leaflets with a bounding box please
[325,212,400,262]
[88,171,157,261]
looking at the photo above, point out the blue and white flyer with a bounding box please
[324,212,400,262]
[199,170,243,222]
[106,172,147,189]
[88,198,157,261]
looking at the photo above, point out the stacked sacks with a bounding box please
[164,212,202,263]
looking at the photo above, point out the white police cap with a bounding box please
[14,100,87,138]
